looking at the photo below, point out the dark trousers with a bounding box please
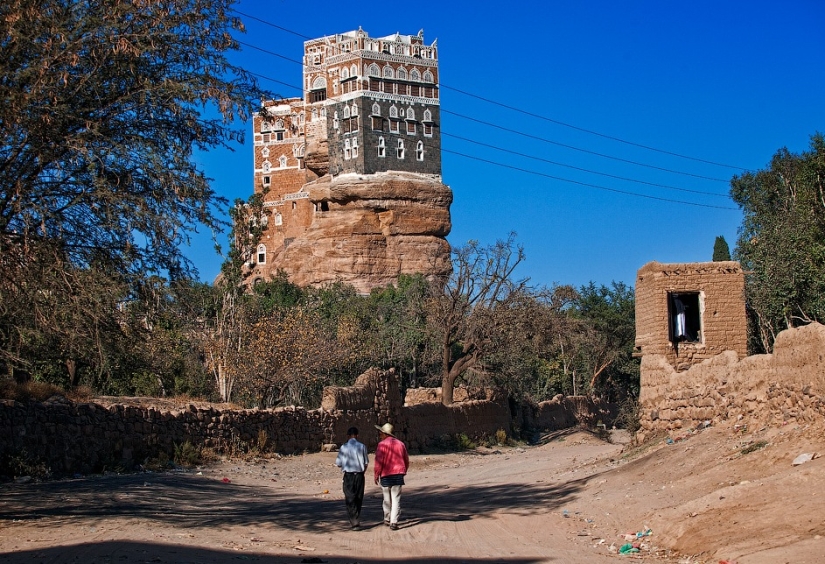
[342,471,365,525]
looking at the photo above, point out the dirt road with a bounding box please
[1,425,823,563]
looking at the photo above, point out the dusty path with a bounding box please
[0,431,672,563]
[3,424,823,563]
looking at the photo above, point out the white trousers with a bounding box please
[381,485,403,524]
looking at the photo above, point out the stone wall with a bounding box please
[0,367,611,478]
[638,322,825,441]
[634,261,747,371]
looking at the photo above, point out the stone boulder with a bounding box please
[271,171,452,294]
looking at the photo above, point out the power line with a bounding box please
[441,84,749,171]
[228,13,739,207]
[229,13,747,176]
[442,132,731,198]
[231,9,313,40]
[443,109,732,183]
[235,39,303,66]
[443,149,738,211]
[247,70,302,94]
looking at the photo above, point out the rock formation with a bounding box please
[271,171,452,294]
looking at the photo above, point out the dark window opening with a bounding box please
[319,201,329,212]
[668,292,702,343]
[310,89,327,103]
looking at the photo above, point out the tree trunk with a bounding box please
[441,373,455,406]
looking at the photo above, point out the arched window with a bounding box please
[312,76,326,89]
[383,65,394,78]
[262,161,271,173]
[397,67,407,80]
[351,104,358,116]
[260,213,269,227]
[368,63,380,77]
[279,155,288,168]
[378,137,386,157]
[406,108,415,121]
[260,120,271,133]
[344,138,351,160]
[274,213,283,226]
[343,106,350,119]
[410,69,421,82]
[423,109,432,122]
[372,103,381,116]
[351,64,358,77]
[389,105,398,118]
[423,70,434,83]
[397,139,405,159]
[352,138,359,158]
[341,67,349,80]
[261,147,269,158]
[275,119,284,130]
[257,244,266,264]
[416,141,424,161]
[333,111,339,129]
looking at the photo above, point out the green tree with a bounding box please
[570,282,639,400]
[0,0,263,381]
[713,236,731,261]
[731,134,825,352]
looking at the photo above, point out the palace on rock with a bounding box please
[240,28,451,293]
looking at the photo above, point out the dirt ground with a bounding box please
[1,421,823,564]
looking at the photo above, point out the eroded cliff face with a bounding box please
[270,171,452,294]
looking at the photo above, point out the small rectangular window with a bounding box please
[669,292,702,344]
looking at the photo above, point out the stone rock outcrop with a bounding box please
[304,135,329,177]
[272,171,452,294]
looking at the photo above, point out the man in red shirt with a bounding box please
[373,423,409,530]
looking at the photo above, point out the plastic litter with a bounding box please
[792,452,819,466]
[619,543,640,554]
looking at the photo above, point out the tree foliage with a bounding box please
[0,0,263,380]
[731,134,825,352]
[712,236,731,261]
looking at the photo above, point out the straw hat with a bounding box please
[375,423,395,437]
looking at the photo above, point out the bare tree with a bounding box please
[427,233,528,405]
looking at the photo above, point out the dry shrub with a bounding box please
[0,380,65,402]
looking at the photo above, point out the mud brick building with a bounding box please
[634,261,747,371]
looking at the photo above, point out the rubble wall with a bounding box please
[1,367,609,478]
[639,322,825,441]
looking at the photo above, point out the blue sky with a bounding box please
[189,0,825,289]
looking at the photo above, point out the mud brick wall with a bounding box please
[1,367,612,478]
[638,322,825,442]
[634,261,747,371]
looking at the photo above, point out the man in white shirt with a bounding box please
[335,426,369,529]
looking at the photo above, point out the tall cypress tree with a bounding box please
[712,236,731,261]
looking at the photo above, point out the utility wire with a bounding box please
[230,12,745,177]
[245,70,735,206]
[443,149,738,211]
[441,84,748,171]
[443,109,731,183]
[232,9,313,39]
[442,132,731,198]
[230,13,739,205]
